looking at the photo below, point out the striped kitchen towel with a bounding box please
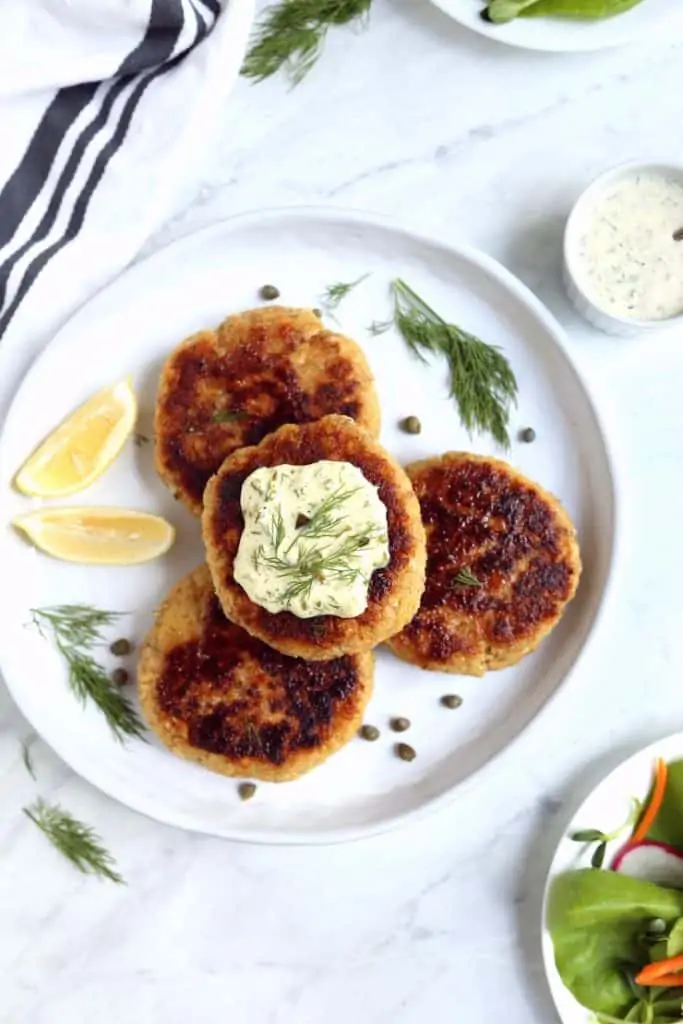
[0,0,252,412]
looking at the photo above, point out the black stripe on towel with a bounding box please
[0,84,98,250]
[0,0,212,336]
[0,2,189,260]
[0,54,188,339]
[0,0,187,309]
[0,77,139,312]
[119,0,190,76]
[189,0,217,42]
[197,0,222,16]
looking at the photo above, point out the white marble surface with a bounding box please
[3,3,683,1022]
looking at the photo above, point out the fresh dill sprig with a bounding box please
[211,409,247,424]
[391,278,518,449]
[21,741,36,780]
[24,799,124,884]
[31,604,119,648]
[453,568,482,588]
[257,527,378,607]
[31,606,146,744]
[368,319,393,336]
[321,273,370,314]
[270,505,287,552]
[242,0,373,85]
[286,486,360,550]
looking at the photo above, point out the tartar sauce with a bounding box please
[233,461,390,619]
[573,170,683,321]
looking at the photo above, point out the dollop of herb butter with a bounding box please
[233,461,390,618]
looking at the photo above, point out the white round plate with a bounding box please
[0,207,616,844]
[541,732,683,1023]
[431,0,682,53]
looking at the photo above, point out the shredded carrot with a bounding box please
[631,757,668,845]
[636,954,683,985]
[635,971,683,988]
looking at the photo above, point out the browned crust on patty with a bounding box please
[202,415,427,660]
[387,453,582,675]
[138,566,374,782]
[155,306,381,516]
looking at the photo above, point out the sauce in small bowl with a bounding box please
[563,163,683,335]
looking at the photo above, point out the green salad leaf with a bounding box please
[645,996,683,1023]
[548,869,683,1017]
[643,760,683,850]
[667,917,683,957]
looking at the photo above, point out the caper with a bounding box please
[110,638,132,657]
[390,717,411,733]
[396,742,416,762]
[441,694,463,709]
[359,724,380,742]
[260,284,280,301]
[238,782,257,801]
[400,415,422,435]
[519,427,536,443]
[111,667,129,687]
[646,918,667,936]
[312,307,323,318]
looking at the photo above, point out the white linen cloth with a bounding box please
[0,0,252,416]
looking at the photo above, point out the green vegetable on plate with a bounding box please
[484,0,646,23]
[548,869,683,1019]
[485,0,540,20]
[666,918,683,958]
[643,761,683,852]
[549,759,683,1021]
[570,799,641,871]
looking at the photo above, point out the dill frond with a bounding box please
[391,278,518,449]
[452,568,482,588]
[320,273,370,314]
[24,799,124,884]
[31,606,146,744]
[257,524,381,608]
[242,0,373,85]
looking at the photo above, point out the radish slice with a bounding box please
[613,840,683,888]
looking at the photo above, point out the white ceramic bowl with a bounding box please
[563,162,683,336]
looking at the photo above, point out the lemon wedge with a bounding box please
[13,508,175,565]
[14,378,137,497]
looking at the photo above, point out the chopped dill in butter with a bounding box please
[233,461,390,618]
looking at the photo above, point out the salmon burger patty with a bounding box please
[155,306,380,516]
[202,415,426,661]
[387,452,581,675]
[138,565,374,782]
